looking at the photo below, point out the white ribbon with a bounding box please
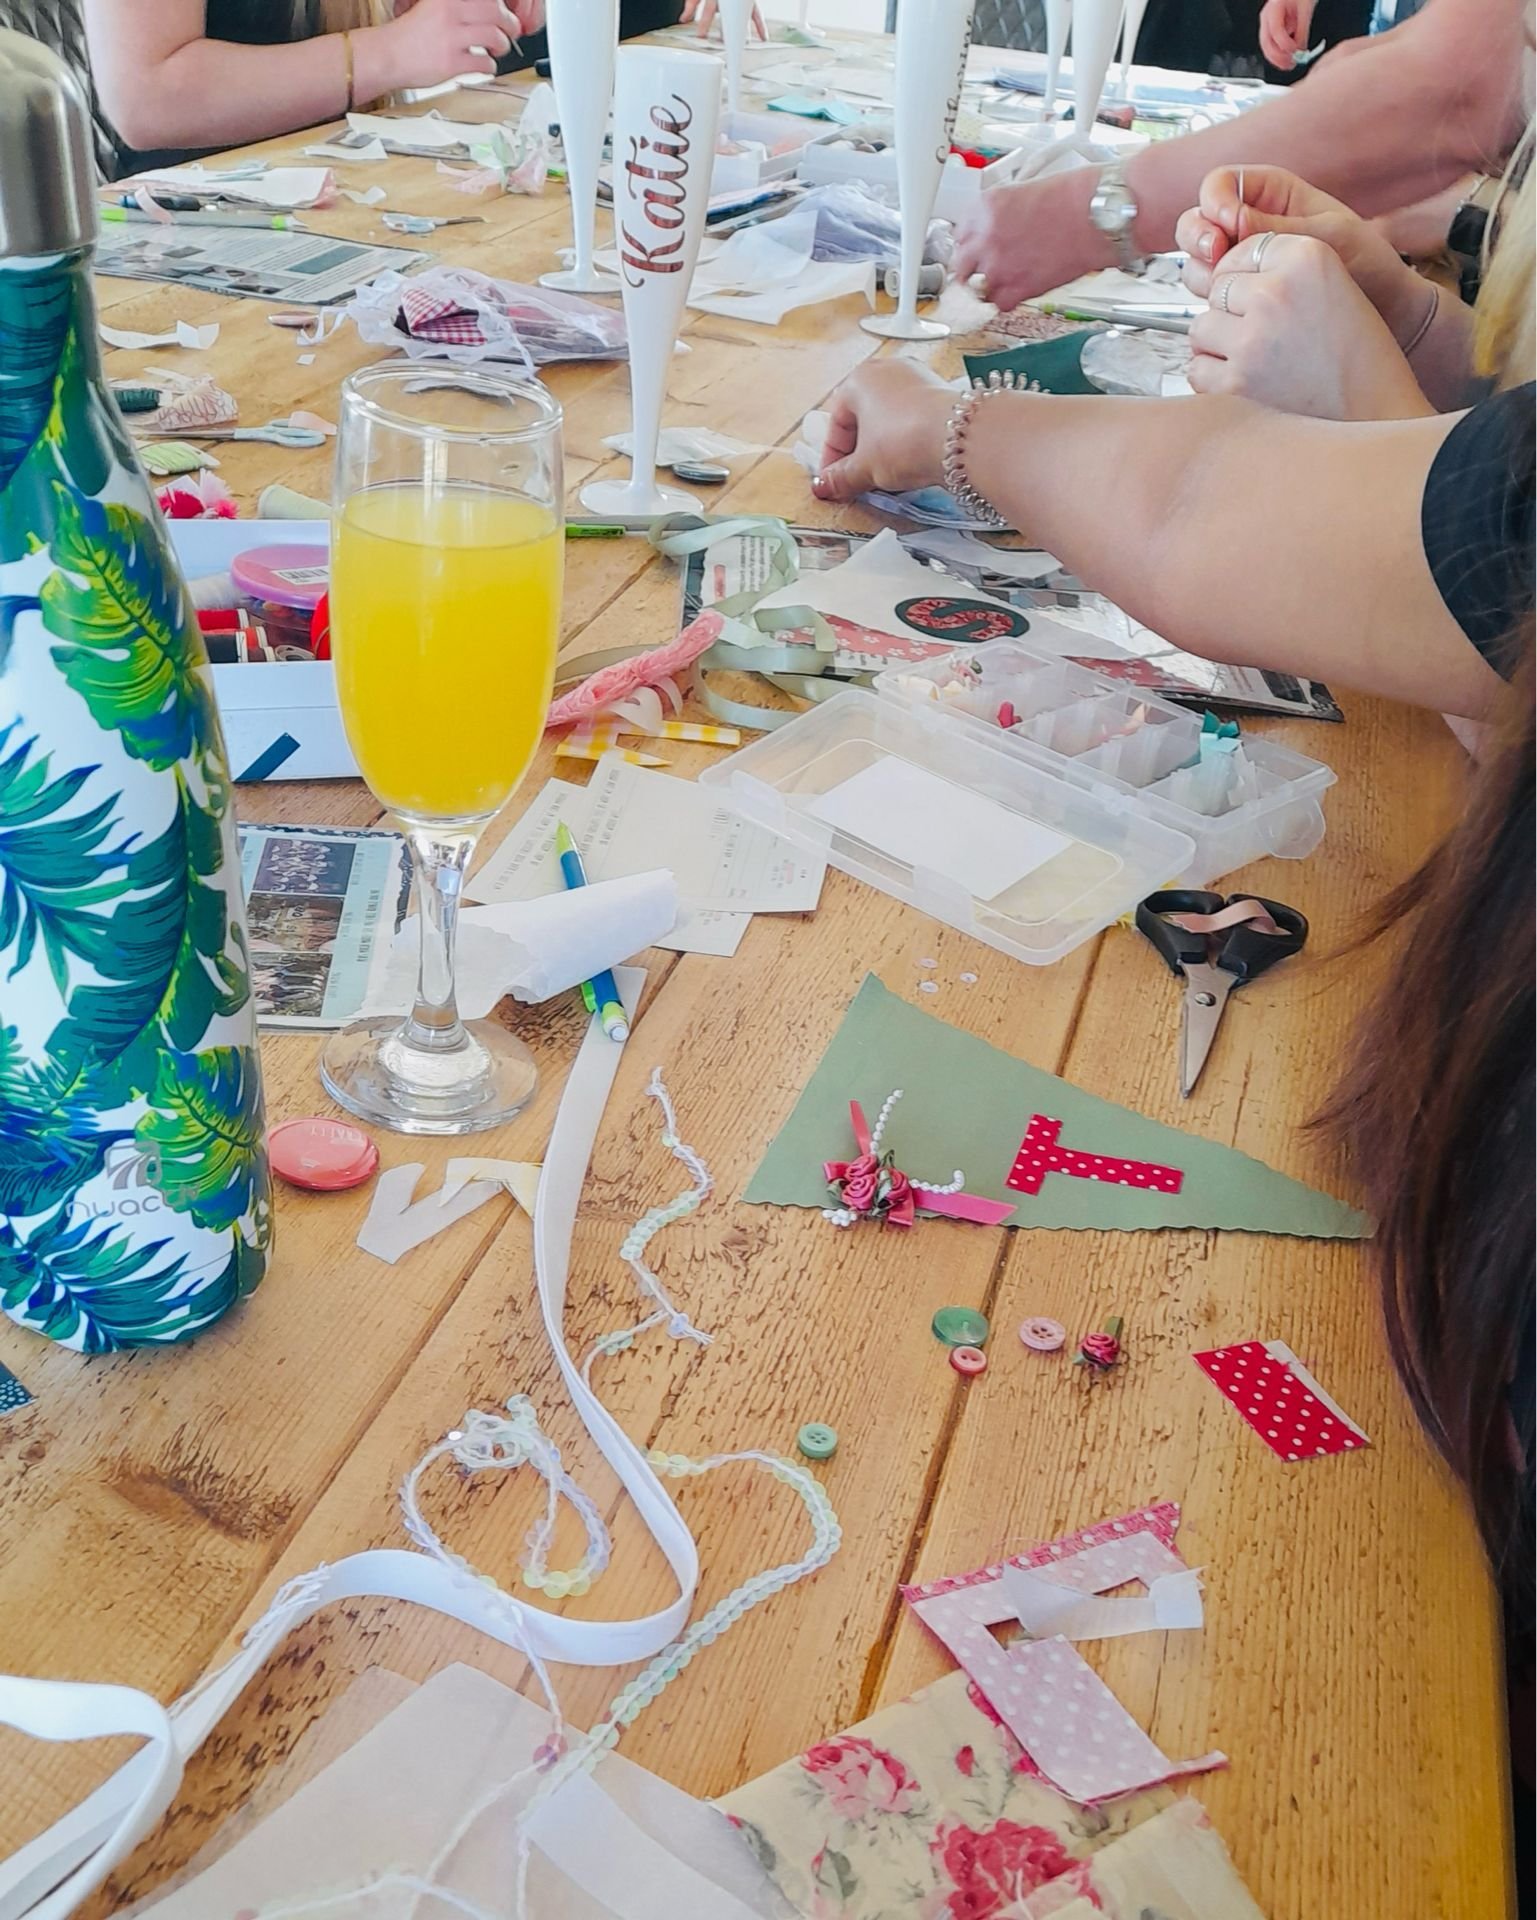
[0,968,713,1920]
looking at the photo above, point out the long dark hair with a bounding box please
[1321,632,1534,1632]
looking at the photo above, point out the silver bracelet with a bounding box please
[942,375,1022,528]
[1400,280,1441,360]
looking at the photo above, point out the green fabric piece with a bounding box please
[962,332,1102,398]
[744,975,1372,1239]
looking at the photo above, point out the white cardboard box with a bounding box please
[170,520,357,783]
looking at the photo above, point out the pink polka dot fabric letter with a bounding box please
[1006,1115,1184,1200]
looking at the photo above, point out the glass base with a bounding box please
[539,265,621,293]
[320,1015,538,1135]
[859,310,951,340]
[579,475,702,518]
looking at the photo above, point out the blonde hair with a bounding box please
[316,0,393,29]
[1474,126,1536,387]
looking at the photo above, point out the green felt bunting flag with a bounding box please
[745,975,1371,1239]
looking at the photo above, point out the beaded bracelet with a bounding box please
[942,375,1020,528]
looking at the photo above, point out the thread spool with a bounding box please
[880,261,946,301]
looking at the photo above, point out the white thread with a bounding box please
[580,1067,714,1382]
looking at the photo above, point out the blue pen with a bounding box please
[553,821,630,1042]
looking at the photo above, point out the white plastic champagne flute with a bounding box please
[580,46,723,517]
[1071,0,1124,137]
[541,0,621,292]
[1117,0,1150,94]
[717,0,752,115]
[1042,0,1071,112]
[859,0,973,341]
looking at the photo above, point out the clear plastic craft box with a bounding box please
[699,687,1195,968]
[873,639,1337,889]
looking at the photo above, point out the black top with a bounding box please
[112,0,313,174]
[1422,381,1536,679]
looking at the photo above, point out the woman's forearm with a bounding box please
[97,30,402,155]
[1126,0,1526,254]
[962,393,1504,719]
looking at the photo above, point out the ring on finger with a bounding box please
[1217,275,1236,314]
[1249,229,1277,270]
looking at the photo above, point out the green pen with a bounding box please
[564,521,627,539]
[553,822,630,1041]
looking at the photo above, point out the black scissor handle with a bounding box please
[1135,890,1226,976]
[1215,896,1308,984]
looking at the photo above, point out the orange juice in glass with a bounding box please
[321,367,564,1134]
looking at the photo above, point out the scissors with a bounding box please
[159,420,328,448]
[1135,889,1308,1097]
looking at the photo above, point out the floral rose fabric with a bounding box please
[717,1672,1267,1920]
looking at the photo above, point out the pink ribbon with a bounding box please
[825,1102,1014,1229]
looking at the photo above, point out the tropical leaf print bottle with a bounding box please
[0,32,270,1350]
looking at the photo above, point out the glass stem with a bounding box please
[402,823,479,1053]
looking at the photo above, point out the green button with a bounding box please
[932,1306,989,1347]
[797,1422,838,1460]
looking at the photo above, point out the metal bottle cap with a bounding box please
[0,29,98,260]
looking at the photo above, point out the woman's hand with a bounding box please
[1258,0,1318,69]
[1188,232,1434,420]
[369,0,520,89]
[1176,165,1429,346]
[811,362,956,501]
[679,0,768,42]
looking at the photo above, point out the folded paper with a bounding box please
[356,1162,506,1265]
[746,975,1371,1238]
[1193,1339,1369,1460]
[362,870,679,1019]
[100,320,219,351]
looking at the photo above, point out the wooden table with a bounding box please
[0,68,1512,1920]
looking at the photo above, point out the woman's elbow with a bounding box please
[95,70,173,152]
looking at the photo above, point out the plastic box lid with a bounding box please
[698,688,1194,968]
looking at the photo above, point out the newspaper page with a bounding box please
[238,824,410,1028]
[681,526,1341,720]
[97,222,430,306]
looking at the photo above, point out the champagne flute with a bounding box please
[321,366,564,1134]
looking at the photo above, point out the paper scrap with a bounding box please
[100,320,219,351]
[598,207,876,326]
[356,1163,506,1265]
[441,1159,541,1215]
[362,871,679,1019]
[471,760,825,919]
[305,136,389,162]
[1194,1339,1370,1460]
[120,164,336,209]
[340,185,389,207]
[0,1363,32,1416]
[808,757,1071,904]
[745,974,1373,1237]
[755,528,1028,645]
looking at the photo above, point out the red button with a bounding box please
[269,1117,379,1192]
[950,1344,988,1377]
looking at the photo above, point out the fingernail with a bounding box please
[1198,233,1214,260]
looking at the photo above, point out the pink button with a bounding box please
[269,1117,379,1192]
[1020,1316,1066,1352]
[950,1344,988,1377]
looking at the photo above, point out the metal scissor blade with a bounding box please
[1179,964,1235,1098]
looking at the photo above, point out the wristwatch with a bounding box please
[1088,163,1145,274]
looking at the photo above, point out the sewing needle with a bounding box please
[1235,165,1245,252]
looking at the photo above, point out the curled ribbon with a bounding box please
[824,1101,1014,1230]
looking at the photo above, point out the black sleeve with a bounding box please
[1421,382,1536,680]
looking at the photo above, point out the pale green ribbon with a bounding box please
[648,514,868,732]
